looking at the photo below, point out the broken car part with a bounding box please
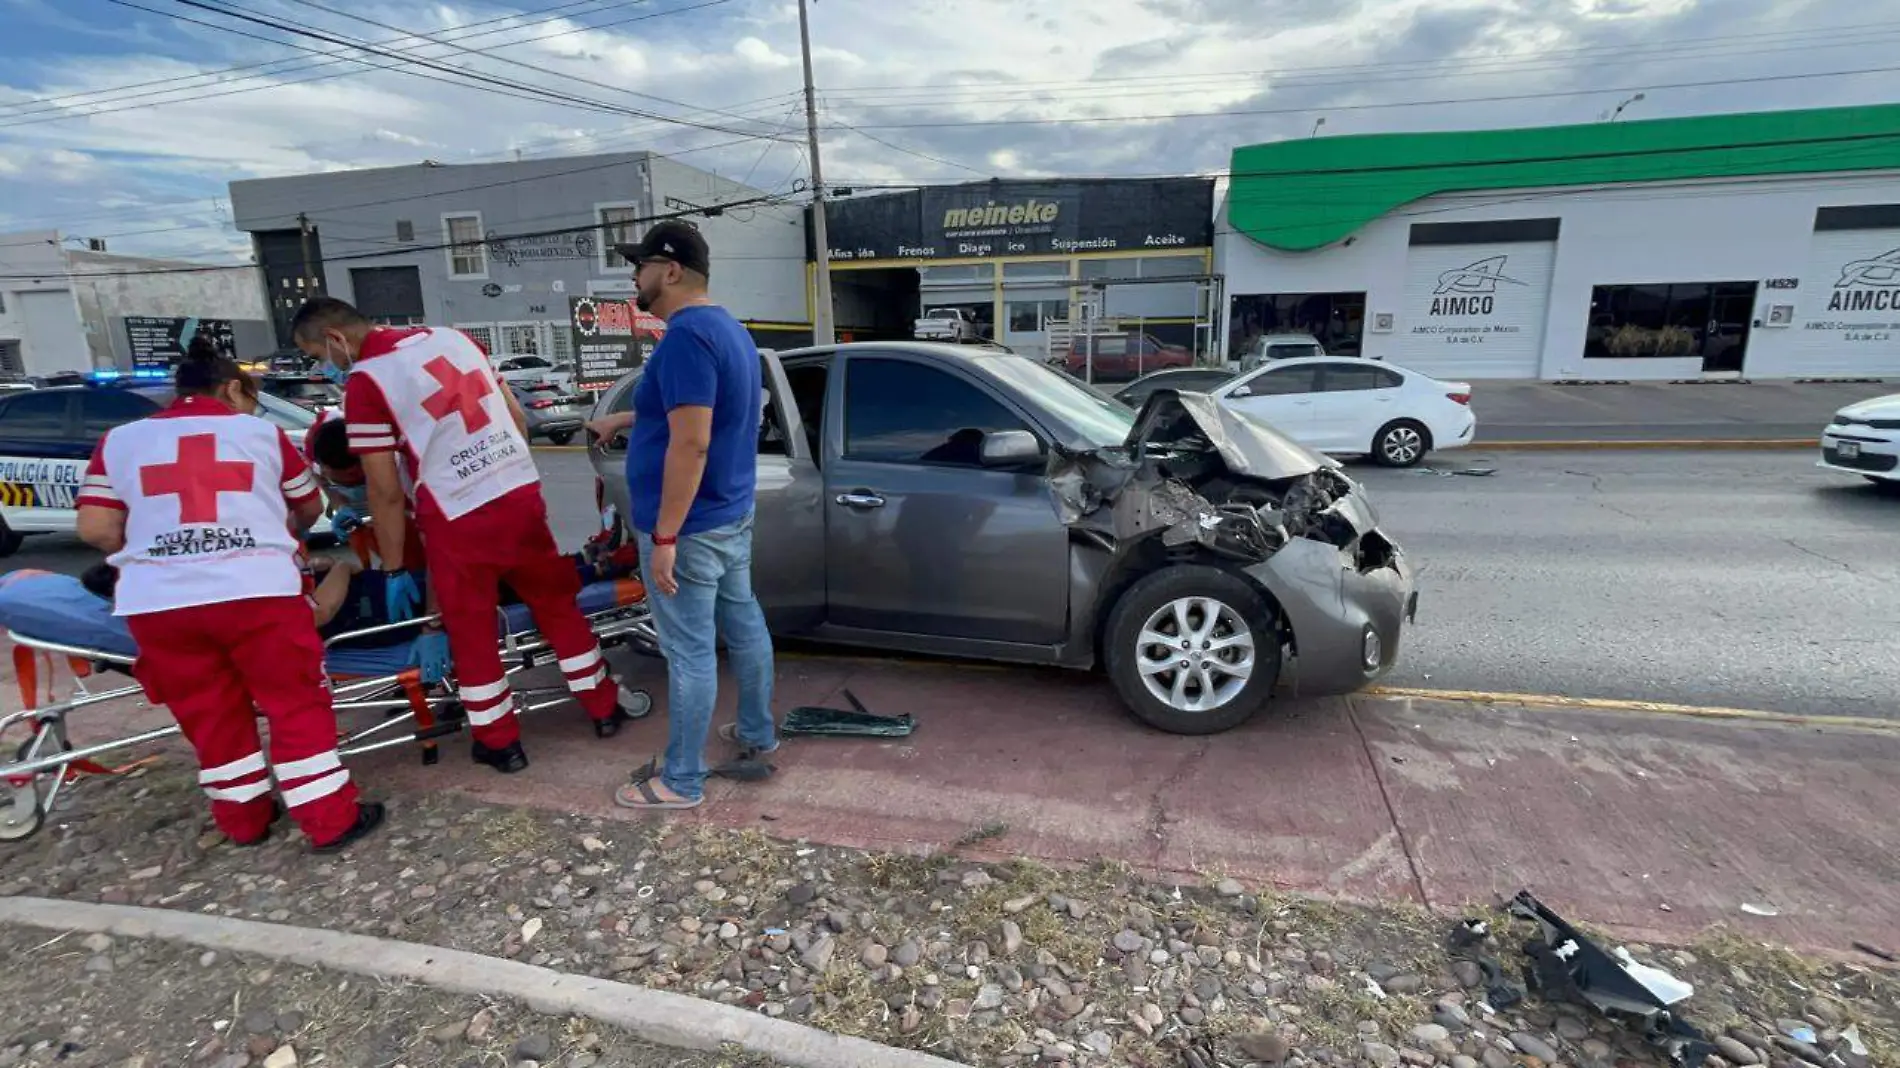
[1507,891,1715,1068]
[1444,917,1526,1010]
[782,689,916,739]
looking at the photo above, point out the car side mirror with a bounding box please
[1230,385,1253,398]
[980,429,1042,467]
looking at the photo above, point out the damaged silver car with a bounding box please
[589,342,1417,734]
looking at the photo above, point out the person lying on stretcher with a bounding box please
[78,534,640,651]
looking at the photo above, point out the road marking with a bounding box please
[1474,438,1814,451]
[1365,685,1900,733]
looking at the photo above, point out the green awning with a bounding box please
[1227,103,1900,253]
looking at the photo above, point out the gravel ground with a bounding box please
[0,926,777,1068]
[2,761,1895,1068]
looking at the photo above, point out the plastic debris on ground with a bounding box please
[1739,902,1780,917]
[1507,890,1714,1068]
[782,689,916,738]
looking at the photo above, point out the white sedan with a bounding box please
[1209,356,1475,467]
[1818,391,1900,485]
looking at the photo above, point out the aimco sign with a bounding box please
[816,178,1215,262]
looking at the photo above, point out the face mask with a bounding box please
[320,336,351,384]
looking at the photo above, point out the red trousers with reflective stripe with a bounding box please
[419,484,616,748]
[125,595,360,846]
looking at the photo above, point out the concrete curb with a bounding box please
[0,897,969,1068]
[1473,438,1815,451]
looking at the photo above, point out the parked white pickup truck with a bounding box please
[914,307,981,342]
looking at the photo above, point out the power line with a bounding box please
[820,102,991,179]
[0,0,756,132]
[839,65,1900,130]
[154,0,785,140]
[822,17,1900,95]
[0,0,629,119]
[0,190,801,280]
[271,0,771,132]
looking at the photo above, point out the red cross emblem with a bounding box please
[420,355,495,433]
[140,433,255,524]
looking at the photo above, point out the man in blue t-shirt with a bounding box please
[592,220,778,811]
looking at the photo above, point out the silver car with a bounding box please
[588,342,1416,735]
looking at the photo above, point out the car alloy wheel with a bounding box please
[1375,421,1427,467]
[1134,595,1257,713]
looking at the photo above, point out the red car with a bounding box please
[1062,332,1194,381]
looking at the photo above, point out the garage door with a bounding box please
[1394,241,1555,378]
[1796,228,1900,375]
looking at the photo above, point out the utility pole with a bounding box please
[798,0,835,345]
[296,212,317,296]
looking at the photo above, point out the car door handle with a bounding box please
[835,491,885,509]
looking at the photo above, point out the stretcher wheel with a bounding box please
[622,688,653,718]
[1,736,49,842]
[0,787,44,843]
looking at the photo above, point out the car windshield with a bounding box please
[977,355,1135,448]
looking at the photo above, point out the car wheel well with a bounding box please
[1093,547,1295,668]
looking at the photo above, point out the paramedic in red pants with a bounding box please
[291,297,637,774]
[75,338,384,852]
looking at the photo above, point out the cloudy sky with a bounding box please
[1,0,1895,261]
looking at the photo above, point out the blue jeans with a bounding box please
[635,512,776,801]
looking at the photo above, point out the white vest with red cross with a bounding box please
[101,413,304,617]
[352,329,537,521]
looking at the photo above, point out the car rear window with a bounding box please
[0,391,72,441]
[79,390,159,436]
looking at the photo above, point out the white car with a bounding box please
[1210,356,1475,468]
[1818,392,1900,485]
[495,355,575,394]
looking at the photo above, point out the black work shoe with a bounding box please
[310,801,386,855]
[472,739,529,773]
[594,706,636,739]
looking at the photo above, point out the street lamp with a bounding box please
[1310,116,1327,138]
[1608,92,1646,122]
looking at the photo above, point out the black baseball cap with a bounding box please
[616,220,709,277]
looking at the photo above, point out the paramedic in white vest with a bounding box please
[289,297,636,774]
[75,338,385,853]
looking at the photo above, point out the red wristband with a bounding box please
[651,533,678,547]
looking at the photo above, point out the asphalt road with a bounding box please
[7,445,1896,720]
[1352,448,1900,720]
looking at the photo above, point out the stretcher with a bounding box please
[0,569,658,842]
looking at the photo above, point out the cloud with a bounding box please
[0,0,1892,258]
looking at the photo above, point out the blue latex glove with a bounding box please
[331,505,362,533]
[384,569,421,622]
[417,629,452,685]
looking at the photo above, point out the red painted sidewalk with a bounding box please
[11,643,1899,956]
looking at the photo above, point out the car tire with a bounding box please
[1371,419,1431,468]
[548,430,576,445]
[1103,565,1283,735]
[0,517,22,558]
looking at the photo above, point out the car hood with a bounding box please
[1123,389,1331,480]
[1837,392,1900,419]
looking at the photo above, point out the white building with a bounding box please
[1216,103,1900,381]
[0,231,272,378]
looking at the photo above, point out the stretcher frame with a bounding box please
[0,592,659,843]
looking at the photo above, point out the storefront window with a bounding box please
[1228,292,1365,361]
[1137,256,1203,278]
[1003,261,1069,280]
[919,264,996,286]
[1007,300,1068,332]
[1585,281,1757,360]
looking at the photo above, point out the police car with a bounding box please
[0,371,332,556]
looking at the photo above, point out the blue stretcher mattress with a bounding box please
[0,571,632,679]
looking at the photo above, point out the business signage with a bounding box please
[1798,231,1900,370]
[123,316,235,373]
[1394,243,1555,377]
[568,296,665,392]
[817,178,1215,262]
